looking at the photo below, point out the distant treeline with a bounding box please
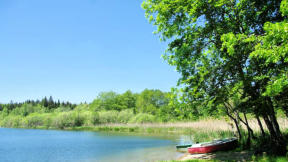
[0,96,76,111]
[0,89,215,129]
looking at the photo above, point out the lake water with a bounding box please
[0,128,185,162]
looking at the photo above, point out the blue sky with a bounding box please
[0,0,179,103]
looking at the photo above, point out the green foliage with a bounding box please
[89,111,101,125]
[98,110,119,123]
[0,115,23,128]
[136,89,168,114]
[25,113,44,128]
[0,88,248,129]
[10,103,45,116]
[54,106,73,112]
[90,91,137,111]
[143,0,288,154]
[192,130,234,143]
[128,113,158,123]
[281,0,288,16]
[251,155,288,162]
[142,0,286,114]
[117,109,134,123]
[52,111,85,129]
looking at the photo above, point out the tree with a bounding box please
[119,90,137,112]
[48,96,55,109]
[90,91,126,111]
[136,89,169,114]
[143,0,287,154]
[41,97,48,108]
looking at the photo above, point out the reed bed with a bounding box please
[88,118,288,143]
[98,117,288,133]
[245,118,288,131]
[103,119,231,131]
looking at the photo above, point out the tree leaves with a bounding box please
[143,0,286,117]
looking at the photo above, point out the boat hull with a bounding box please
[176,144,192,149]
[188,138,238,154]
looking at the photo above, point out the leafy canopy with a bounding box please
[142,0,287,115]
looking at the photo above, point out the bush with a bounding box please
[74,104,89,111]
[128,113,157,123]
[41,113,53,128]
[98,110,119,124]
[0,115,22,128]
[25,114,44,128]
[117,109,134,123]
[89,111,100,125]
[54,106,73,112]
[52,111,85,129]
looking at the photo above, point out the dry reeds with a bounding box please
[103,117,288,133]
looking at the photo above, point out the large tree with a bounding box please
[143,0,288,154]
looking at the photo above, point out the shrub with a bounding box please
[89,111,100,125]
[117,109,134,123]
[42,113,53,128]
[52,111,85,129]
[0,115,22,128]
[25,114,44,128]
[128,113,157,123]
[98,110,119,124]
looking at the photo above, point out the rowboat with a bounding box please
[176,144,192,149]
[188,138,238,154]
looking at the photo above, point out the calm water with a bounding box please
[0,128,184,162]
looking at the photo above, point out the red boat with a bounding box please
[188,138,238,154]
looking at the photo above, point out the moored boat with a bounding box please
[188,138,238,154]
[176,144,192,149]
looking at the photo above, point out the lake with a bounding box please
[0,128,185,162]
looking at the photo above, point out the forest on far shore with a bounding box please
[0,89,224,129]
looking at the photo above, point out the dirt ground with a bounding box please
[178,151,254,161]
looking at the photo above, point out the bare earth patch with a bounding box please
[178,151,253,161]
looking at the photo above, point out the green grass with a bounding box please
[162,160,216,162]
[251,155,288,162]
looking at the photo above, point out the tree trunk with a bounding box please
[223,103,242,139]
[261,99,287,155]
[267,98,282,137]
[233,118,242,140]
[243,113,251,147]
[235,112,255,139]
[256,116,265,136]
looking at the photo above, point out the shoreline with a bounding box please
[176,151,254,161]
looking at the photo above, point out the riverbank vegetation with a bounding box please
[0,93,287,141]
[142,0,288,156]
[0,89,221,128]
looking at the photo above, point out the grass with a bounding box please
[251,155,288,162]
[165,160,216,162]
[165,156,288,162]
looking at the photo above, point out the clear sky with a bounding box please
[0,0,179,103]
